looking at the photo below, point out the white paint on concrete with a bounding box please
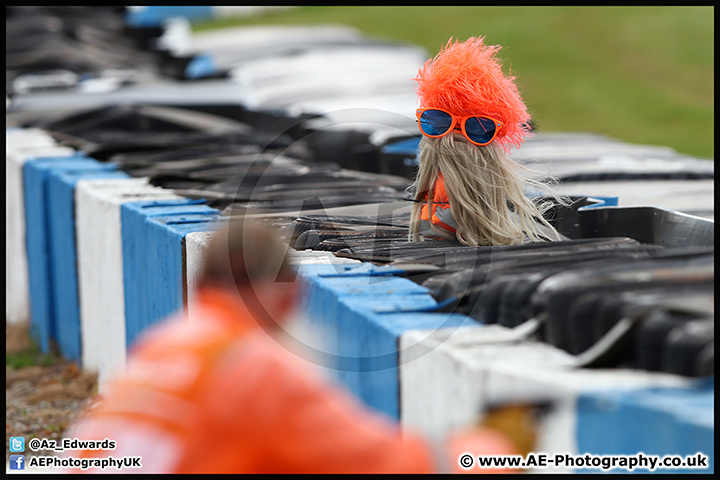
[74,178,182,391]
[185,230,218,323]
[399,324,693,472]
[6,129,75,324]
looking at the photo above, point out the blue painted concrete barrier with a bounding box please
[121,199,220,347]
[23,158,58,352]
[577,379,714,473]
[24,154,128,357]
[10,127,713,471]
[298,263,478,419]
[124,6,214,27]
[46,164,130,362]
[23,154,91,353]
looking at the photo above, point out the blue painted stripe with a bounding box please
[121,200,220,348]
[381,137,421,155]
[299,264,478,419]
[23,155,96,353]
[137,198,209,209]
[185,54,218,79]
[124,6,214,27]
[46,165,129,363]
[24,160,57,352]
[579,196,619,208]
[577,382,714,474]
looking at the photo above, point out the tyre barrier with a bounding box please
[5,10,714,473]
[379,134,715,220]
[6,6,220,100]
[7,125,713,473]
[276,209,714,474]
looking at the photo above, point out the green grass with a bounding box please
[6,336,60,369]
[193,6,713,159]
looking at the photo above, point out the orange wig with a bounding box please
[415,37,531,151]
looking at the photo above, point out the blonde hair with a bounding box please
[408,134,566,246]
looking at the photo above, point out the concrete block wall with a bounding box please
[5,128,714,473]
[23,154,94,353]
[6,129,75,325]
[577,382,714,473]
[185,230,216,323]
[120,199,220,347]
[7,130,225,389]
[296,263,479,419]
[45,163,129,362]
[75,178,184,387]
[178,216,717,473]
[399,326,713,473]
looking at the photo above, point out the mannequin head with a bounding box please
[415,37,530,152]
[409,37,565,246]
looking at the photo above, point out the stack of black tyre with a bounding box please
[6,7,714,379]
[283,209,714,378]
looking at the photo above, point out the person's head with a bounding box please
[197,217,298,330]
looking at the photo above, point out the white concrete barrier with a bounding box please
[74,178,182,389]
[6,129,75,324]
[399,325,701,473]
[7,126,714,473]
[185,230,218,324]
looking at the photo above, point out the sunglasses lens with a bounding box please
[419,110,453,136]
[464,116,498,144]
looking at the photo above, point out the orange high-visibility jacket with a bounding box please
[67,288,435,474]
[420,172,458,237]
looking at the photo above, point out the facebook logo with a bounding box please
[9,437,25,452]
[9,455,25,470]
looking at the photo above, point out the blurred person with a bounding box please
[66,218,526,473]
